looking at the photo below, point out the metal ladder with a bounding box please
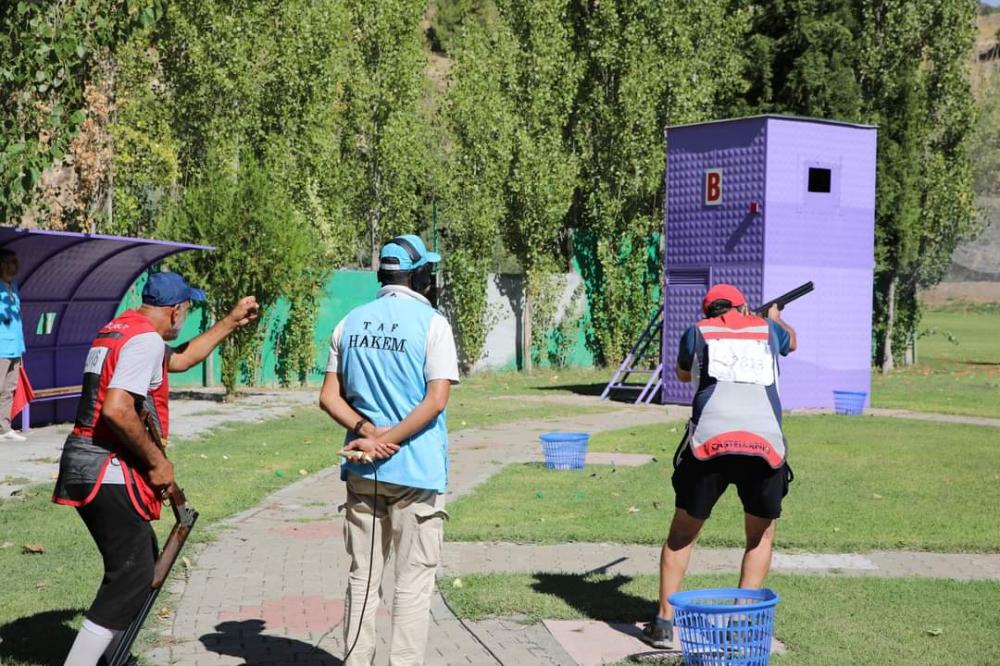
[600,305,663,404]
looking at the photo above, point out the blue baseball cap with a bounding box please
[378,234,441,271]
[142,272,206,306]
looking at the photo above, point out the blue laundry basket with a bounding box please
[833,390,867,415]
[539,432,589,470]
[669,588,779,666]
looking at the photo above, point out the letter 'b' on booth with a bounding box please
[705,169,722,206]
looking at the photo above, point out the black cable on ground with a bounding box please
[311,462,378,661]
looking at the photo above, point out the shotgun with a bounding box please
[755,281,814,316]
[107,413,199,666]
[107,484,198,666]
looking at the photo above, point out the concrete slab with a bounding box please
[543,619,785,666]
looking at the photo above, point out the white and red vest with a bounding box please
[52,310,170,520]
[685,311,786,469]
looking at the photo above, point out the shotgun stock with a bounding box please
[755,281,814,316]
[108,484,198,666]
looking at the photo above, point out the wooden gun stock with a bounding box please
[152,485,198,588]
[108,483,198,666]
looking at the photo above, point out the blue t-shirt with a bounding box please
[0,282,25,359]
[677,319,790,372]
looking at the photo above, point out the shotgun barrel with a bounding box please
[755,281,814,316]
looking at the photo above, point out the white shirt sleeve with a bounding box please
[108,332,165,396]
[425,313,460,383]
[325,318,347,374]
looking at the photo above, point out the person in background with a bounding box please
[0,249,26,441]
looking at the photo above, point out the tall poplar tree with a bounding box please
[494,0,582,370]
[569,0,752,364]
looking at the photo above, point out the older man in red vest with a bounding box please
[53,272,258,666]
[643,283,797,649]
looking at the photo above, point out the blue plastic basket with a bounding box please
[669,588,779,666]
[539,432,589,470]
[833,390,867,415]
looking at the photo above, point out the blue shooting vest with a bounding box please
[339,293,449,492]
[0,281,25,358]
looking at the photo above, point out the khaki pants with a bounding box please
[342,473,448,666]
[0,357,19,432]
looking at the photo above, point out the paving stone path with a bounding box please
[142,402,1000,666]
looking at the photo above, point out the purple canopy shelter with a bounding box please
[661,115,877,409]
[0,227,211,427]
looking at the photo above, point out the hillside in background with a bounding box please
[949,10,1000,282]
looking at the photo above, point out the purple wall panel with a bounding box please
[661,116,877,409]
[763,118,877,408]
[662,118,767,402]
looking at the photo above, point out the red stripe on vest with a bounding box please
[700,331,769,340]
[693,430,784,468]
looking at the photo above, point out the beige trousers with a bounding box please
[0,357,20,432]
[342,473,448,666]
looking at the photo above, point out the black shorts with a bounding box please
[672,454,791,520]
[75,484,159,630]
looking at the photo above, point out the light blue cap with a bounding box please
[378,234,441,271]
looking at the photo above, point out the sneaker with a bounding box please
[0,430,25,441]
[641,617,674,649]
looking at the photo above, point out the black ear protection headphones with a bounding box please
[379,236,434,294]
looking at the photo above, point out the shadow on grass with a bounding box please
[0,608,81,665]
[531,572,656,623]
[200,620,342,665]
[531,382,610,398]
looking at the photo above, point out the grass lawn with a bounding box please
[440,572,1000,666]
[448,368,615,429]
[447,417,1000,552]
[872,304,1000,419]
[0,374,616,665]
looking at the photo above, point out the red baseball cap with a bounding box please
[702,284,746,313]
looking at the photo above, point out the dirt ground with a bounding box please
[921,281,1000,305]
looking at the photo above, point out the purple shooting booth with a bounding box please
[0,228,211,429]
[661,115,878,409]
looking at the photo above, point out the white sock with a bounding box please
[64,619,114,666]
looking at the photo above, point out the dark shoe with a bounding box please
[641,618,673,649]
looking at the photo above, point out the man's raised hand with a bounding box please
[228,296,260,328]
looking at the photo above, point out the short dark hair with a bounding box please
[377,269,411,288]
[0,249,17,264]
[704,299,733,318]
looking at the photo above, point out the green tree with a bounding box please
[857,0,981,370]
[745,0,980,370]
[493,0,582,371]
[161,150,312,395]
[441,18,517,369]
[570,0,751,365]
[0,0,165,227]
[429,0,497,54]
[339,0,434,268]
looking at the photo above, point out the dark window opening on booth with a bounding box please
[36,311,57,335]
[808,167,832,193]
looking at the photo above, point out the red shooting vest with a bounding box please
[52,310,170,520]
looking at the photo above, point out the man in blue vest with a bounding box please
[319,234,459,666]
[643,283,796,649]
